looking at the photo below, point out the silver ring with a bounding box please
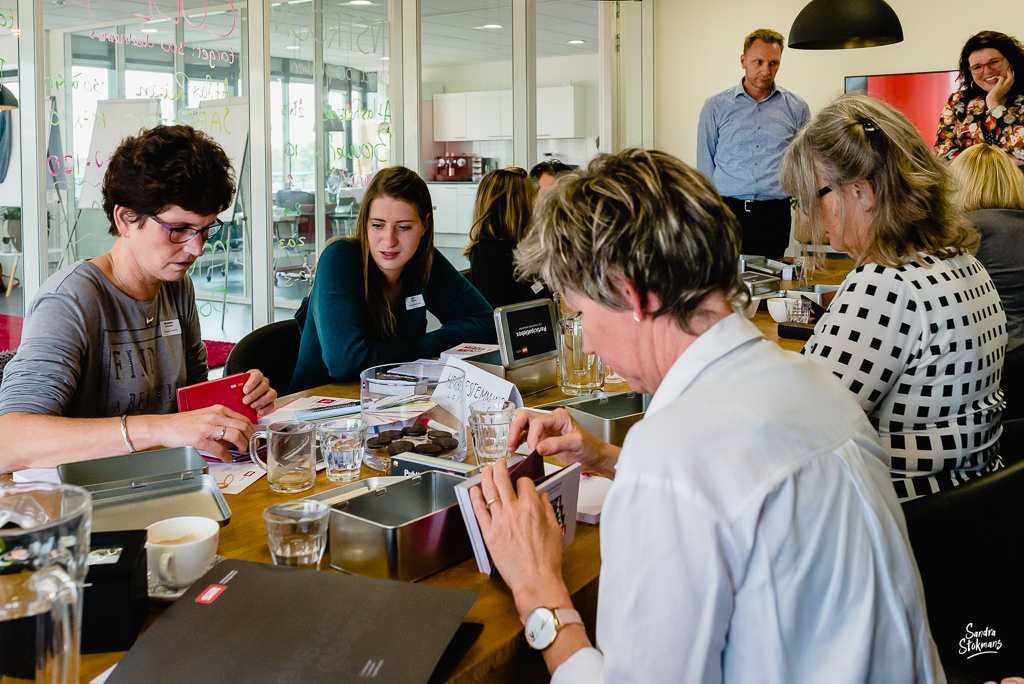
[485,496,500,509]
[219,427,226,440]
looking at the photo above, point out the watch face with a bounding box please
[526,607,558,650]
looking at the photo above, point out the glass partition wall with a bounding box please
[9,0,648,343]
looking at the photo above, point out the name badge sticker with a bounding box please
[531,281,544,294]
[160,320,183,337]
[405,294,426,310]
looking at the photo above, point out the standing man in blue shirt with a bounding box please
[697,29,810,258]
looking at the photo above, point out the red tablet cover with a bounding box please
[176,372,258,423]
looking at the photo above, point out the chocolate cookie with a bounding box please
[435,437,459,451]
[402,424,427,437]
[366,435,392,449]
[427,429,450,440]
[413,442,442,455]
[388,440,415,456]
[380,430,404,441]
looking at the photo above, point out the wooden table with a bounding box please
[75,257,856,682]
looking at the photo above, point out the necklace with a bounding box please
[109,253,135,299]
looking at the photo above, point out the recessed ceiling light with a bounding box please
[348,1,373,5]
[381,56,389,60]
[141,28,160,32]
[567,40,585,45]
[285,45,301,50]
[474,24,502,29]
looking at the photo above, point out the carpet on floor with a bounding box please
[0,313,22,351]
[204,340,236,368]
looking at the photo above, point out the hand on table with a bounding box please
[469,458,572,620]
[242,368,278,417]
[985,678,1024,684]
[136,406,256,462]
[507,408,620,479]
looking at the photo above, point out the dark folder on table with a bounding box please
[106,559,478,684]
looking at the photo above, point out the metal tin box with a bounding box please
[534,391,652,446]
[785,284,840,306]
[57,448,231,533]
[306,472,472,581]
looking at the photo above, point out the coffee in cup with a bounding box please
[146,516,220,588]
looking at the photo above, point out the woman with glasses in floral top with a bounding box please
[0,125,277,471]
[935,31,1024,166]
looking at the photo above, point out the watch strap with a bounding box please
[553,608,583,629]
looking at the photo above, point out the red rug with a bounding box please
[204,340,236,368]
[0,313,22,351]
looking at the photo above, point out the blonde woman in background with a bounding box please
[464,168,551,308]
[950,143,1024,354]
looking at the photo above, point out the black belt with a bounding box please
[725,197,790,213]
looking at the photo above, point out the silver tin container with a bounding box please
[534,391,652,447]
[306,472,472,581]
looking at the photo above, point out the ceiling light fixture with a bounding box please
[788,0,903,49]
[285,45,301,50]
[348,1,374,5]
[567,40,585,45]
[0,86,18,110]
[474,24,502,30]
[141,28,160,33]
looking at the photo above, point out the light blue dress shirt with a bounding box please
[696,80,810,201]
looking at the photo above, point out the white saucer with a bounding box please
[148,555,227,601]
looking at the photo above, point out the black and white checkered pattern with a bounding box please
[805,254,1007,501]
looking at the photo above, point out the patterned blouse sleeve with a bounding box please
[803,265,922,416]
[934,91,965,161]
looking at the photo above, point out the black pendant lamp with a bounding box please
[0,86,17,110]
[789,0,903,50]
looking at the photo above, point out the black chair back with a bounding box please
[224,320,301,395]
[902,451,1024,681]
[1001,346,1024,421]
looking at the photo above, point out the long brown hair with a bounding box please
[463,167,536,258]
[354,166,434,339]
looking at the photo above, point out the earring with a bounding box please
[633,311,641,323]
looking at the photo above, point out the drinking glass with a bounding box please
[360,362,467,470]
[249,421,317,493]
[0,483,92,684]
[319,418,367,483]
[787,298,812,324]
[557,312,605,396]
[469,399,516,466]
[262,500,330,571]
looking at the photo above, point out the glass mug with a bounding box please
[250,420,318,493]
[557,311,606,396]
[0,483,92,684]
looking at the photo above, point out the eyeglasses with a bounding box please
[148,215,224,244]
[817,186,833,197]
[969,58,1005,76]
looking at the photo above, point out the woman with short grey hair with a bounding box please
[781,94,1007,501]
[467,148,942,683]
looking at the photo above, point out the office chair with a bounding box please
[224,319,302,395]
[901,448,1024,682]
[1000,346,1023,421]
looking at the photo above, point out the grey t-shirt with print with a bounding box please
[0,260,208,418]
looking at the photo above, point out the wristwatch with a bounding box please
[524,606,583,651]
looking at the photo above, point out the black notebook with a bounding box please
[106,559,477,684]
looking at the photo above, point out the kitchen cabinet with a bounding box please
[537,85,585,139]
[465,91,506,141]
[428,183,478,235]
[433,93,467,141]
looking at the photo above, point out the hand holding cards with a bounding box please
[177,373,258,423]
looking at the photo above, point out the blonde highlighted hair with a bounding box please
[780,94,978,267]
[949,143,1024,212]
[463,167,536,258]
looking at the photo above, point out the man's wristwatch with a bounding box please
[524,607,583,651]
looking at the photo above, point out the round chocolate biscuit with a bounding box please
[380,430,404,441]
[435,437,459,451]
[402,424,427,437]
[427,429,449,440]
[366,435,392,449]
[388,440,415,456]
[413,442,442,455]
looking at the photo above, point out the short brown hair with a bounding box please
[515,148,747,333]
[464,167,536,258]
[949,143,1024,212]
[780,94,978,267]
[744,29,785,54]
[101,125,235,237]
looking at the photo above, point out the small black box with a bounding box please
[81,530,148,654]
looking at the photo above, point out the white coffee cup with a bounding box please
[146,516,220,588]
[766,297,791,323]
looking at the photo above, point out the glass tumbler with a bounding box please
[469,399,516,466]
[318,418,367,483]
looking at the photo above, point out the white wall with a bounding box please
[652,0,1024,165]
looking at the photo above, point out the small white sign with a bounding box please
[160,319,182,336]
[432,357,523,429]
[405,294,425,310]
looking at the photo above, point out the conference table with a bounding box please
[75,257,854,683]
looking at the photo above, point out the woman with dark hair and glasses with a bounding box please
[782,94,1007,502]
[935,30,1024,165]
[0,125,277,471]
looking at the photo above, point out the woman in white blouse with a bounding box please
[781,94,1008,502]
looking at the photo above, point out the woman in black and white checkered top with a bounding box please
[781,95,1008,501]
